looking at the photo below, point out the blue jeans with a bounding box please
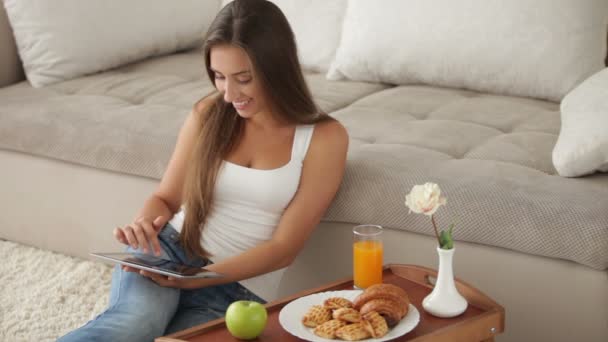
[57,224,265,342]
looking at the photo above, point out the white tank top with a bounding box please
[169,124,315,300]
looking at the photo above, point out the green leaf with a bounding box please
[439,230,448,249]
[440,225,455,249]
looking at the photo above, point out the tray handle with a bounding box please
[387,264,504,312]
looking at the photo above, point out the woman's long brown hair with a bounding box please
[180,0,332,259]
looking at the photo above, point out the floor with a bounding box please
[0,239,112,341]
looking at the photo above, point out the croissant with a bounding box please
[359,299,403,327]
[353,283,410,311]
[353,283,410,327]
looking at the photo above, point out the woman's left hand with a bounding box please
[122,266,203,289]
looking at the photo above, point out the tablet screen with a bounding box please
[91,252,221,278]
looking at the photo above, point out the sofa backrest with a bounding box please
[0,2,606,89]
[0,0,24,88]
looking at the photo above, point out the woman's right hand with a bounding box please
[114,216,167,256]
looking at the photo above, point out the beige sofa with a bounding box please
[1,2,607,342]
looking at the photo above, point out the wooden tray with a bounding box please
[157,264,505,342]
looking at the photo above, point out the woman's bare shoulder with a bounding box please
[180,94,221,139]
[193,93,221,118]
[305,119,349,162]
[311,119,349,148]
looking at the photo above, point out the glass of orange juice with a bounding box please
[353,224,383,289]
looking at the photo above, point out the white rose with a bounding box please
[405,183,447,216]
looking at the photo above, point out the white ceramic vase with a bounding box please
[422,247,468,318]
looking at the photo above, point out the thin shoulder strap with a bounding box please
[290,124,315,162]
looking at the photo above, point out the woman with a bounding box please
[58,0,348,341]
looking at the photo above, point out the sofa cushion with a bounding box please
[0,51,606,270]
[0,49,387,179]
[327,0,608,102]
[552,68,608,177]
[3,0,220,87]
[328,86,608,270]
[0,0,23,87]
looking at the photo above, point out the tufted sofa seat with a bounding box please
[1,48,607,272]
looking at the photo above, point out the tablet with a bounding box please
[91,252,223,279]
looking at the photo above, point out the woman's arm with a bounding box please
[143,120,349,289]
[114,97,213,255]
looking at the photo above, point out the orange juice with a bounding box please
[353,240,383,289]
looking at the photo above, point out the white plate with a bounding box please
[279,290,420,342]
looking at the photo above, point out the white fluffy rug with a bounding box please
[0,240,113,342]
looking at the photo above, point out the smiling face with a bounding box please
[210,44,271,119]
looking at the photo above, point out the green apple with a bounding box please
[225,300,268,340]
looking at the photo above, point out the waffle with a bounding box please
[313,319,347,339]
[332,307,362,323]
[300,285,411,340]
[302,305,332,328]
[335,322,372,341]
[363,310,389,338]
[324,297,354,309]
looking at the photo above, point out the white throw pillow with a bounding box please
[221,0,346,72]
[328,0,608,102]
[552,68,608,177]
[3,0,221,87]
